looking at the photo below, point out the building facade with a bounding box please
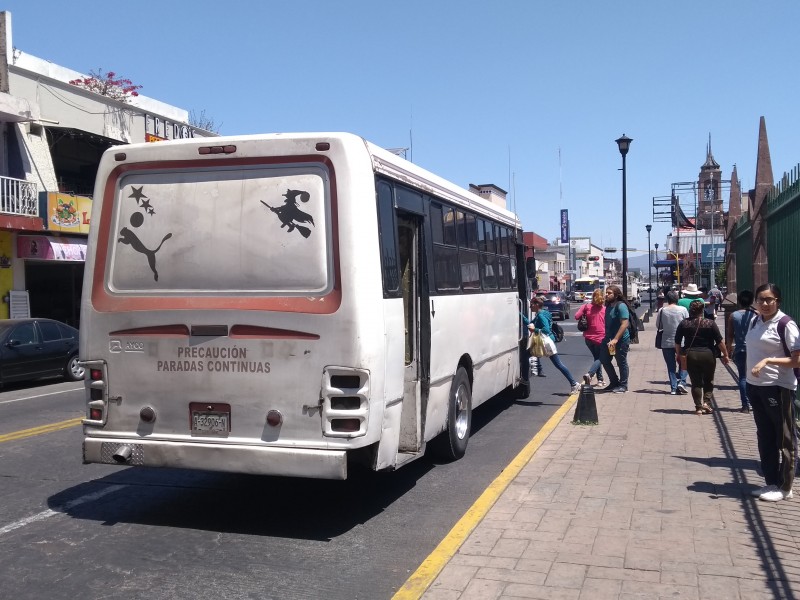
[0,11,213,325]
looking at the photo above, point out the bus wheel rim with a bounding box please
[454,384,469,439]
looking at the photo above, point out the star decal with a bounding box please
[129,186,148,205]
[141,199,153,211]
[147,207,155,216]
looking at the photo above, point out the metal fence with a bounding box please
[0,175,38,217]
[733,164,800,320]
[766,165,800,321]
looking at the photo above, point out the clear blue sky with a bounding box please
[6,1,799,255]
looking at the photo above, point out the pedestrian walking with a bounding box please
[655,290,689,395]
[701,287,717,320]
[574,288,606,387]
[526,296,580,394]
[600,285,632,394]
[726,289,757,412]
[675,299,730,415]
[745,283,800,502]
[678,283,702,311]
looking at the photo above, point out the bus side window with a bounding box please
[377,181,401,297]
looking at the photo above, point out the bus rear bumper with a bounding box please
[83,437,348,480]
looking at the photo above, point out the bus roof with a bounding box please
[366,140,521,229]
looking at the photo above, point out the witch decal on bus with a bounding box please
[261,189,315,238]
[118,185,172,281]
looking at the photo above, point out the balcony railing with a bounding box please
[0,175,38,217]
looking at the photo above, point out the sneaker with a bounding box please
[612,386,627,394]
[760,488,793,502]
[571,382,581,394]
[751,484,778,498]
[676,383,688,394]
[583,374,591,385]
[537,373,546,378]
[740,406,751,413]
[670,390,677,395]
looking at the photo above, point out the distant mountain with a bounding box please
[627,253,653,273]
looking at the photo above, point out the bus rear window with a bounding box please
[108,166,332,295]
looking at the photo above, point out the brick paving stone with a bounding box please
[578,577,622,599]
[459,578,505,600]
[477,567,548,586]
[501,583,580,599]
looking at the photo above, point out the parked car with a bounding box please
[0,318,83,385]
[539,290,570,321]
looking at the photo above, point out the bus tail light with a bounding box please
[321,367,369,438]
[83,360,109,427]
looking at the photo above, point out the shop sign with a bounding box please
[145,114,195,142]
[17,235,87,261]
[46,193,92,234]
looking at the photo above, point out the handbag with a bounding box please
[577,312,589,332]
[654,310,663,349]
[528,331,545,357]
[541,334,557,357]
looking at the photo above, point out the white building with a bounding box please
[0,11,214,324]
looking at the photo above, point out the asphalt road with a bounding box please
[0,313,604,600]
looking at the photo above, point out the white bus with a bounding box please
[80,132,531,479]
[572,276,605,302]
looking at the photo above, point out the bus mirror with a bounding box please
[525,257,536,278]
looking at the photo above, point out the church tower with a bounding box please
[697,135,722,231]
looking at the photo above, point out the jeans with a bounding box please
[548,353,577,386]
[661,347,688,392]
[733,351,750,409]
[584,338,604,382]
[600,339,630,389]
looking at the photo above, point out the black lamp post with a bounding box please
[646,224,653,311]
[615,134,632,299]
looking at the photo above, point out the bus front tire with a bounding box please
[432,367,472,461]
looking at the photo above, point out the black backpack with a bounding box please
[551,321,564,343]
[617,300,641,344]
[627,306,641,344]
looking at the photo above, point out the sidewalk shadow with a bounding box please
[687,480,757,499]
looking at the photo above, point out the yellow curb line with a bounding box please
[392,389,581,599]
[0,417,83,444]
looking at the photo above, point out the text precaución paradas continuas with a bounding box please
[156,346,270,373]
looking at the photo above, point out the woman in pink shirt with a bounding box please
[575,288,607,386]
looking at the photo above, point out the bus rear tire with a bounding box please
[432,367,472,461]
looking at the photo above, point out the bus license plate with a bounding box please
[190,403,230,436]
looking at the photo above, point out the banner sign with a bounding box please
[701,243,725,264]
[560,209,569,244]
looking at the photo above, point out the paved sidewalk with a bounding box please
[421,317,800,600]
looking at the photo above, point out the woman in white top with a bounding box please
[745,283,800,502]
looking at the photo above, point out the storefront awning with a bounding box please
[17,235,87,261]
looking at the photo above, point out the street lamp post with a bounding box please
[646,224,653,311]
[615,134,632,300]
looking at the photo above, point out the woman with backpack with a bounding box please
[574,288,606,387]
[745,283,800,502]
[526,296,580,395]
